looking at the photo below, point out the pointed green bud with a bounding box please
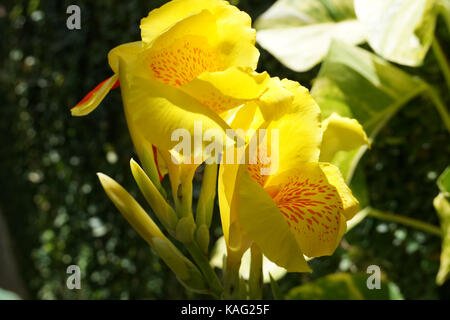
[97,172,166,245]
[130,159,178,235]
[196,224,210,255]
[176,216,196,244]
[97,173,207,293]
[152,238,207,293]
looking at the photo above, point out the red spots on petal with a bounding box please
[268,172,344,252]
[148,35,220,88]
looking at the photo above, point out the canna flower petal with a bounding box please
[70,74,119,116]
[319,163,359,220]
[71,42,144,116]
[180,67,269,114]
[119,56,232,154]
[140,0,259,69]
[108,41,144,73]
[236,165,311,272]
[320,113,370,162]
[262,163,349,258]
[253,78,322,177]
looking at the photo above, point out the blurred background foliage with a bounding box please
[0,0,449,299]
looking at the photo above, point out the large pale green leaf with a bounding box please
[286,273,403,300]
[312,40,429,231]
[255,0,366,72]
[434,166,450,285]
[354,0,439,66]
[0,288,20,300]
[311,40,428,181]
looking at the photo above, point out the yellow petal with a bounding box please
[118,57,231,155]
[319,163,360,220]
[70,74,119,116]
[225,102,265,133]
[108,41,144,74]
[236,165,311,272]
[140,0,223,44]
[266,163,348,258]
[320,113,370,162]
[218,160,239,247]
[257,77,295,121]
[181,67,270,114]
[252,79,322,178]
[140,0,258,68]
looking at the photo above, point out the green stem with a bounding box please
[438,0,450,35]
[249,244,263,300]
[368,208,442,237]
[186,241,223,298]
[223,252,243,299]
[426,86,450,133]
[196,163,218,227]
[178,168,196,218]
[432,38,450,91]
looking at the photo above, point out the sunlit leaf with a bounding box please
[0,288,21,300]
[311,40,429,231]
[286,273,403,300]
[354,0,439,66]
[434,166,450,285]
[345,167,370,232]
[255,0,365,72]
[311,40,428,181]
[269,274,282,300]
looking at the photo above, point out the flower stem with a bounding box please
[426,86,450,134]
[186,241,223,298]
[196,163,218,228]
[223,251,244,299]
[438,0,450,35]
[432,38,450,91]
[249,244,263,300]
[368,208,442,237]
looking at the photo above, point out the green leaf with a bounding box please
[311,40,428,181]
[312,42,429,230]
[354,0,439,66]
[437,166,450,195]
[434,166,450,285]
[0,288,21,300]
[269,273,282,300]
[255,0,365,72]
[345,167,371,232]
[286,273,403,300]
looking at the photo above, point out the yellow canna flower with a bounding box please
[71,0,268,156]
[219,78,360,272]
